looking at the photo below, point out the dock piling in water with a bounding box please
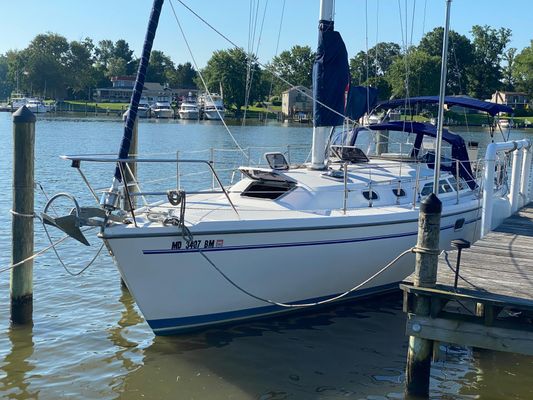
[10,106,36,325]
[404,193,442,398]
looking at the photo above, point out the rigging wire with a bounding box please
[267,0,286,102]
[364,0,370,118]
[375,0,380,76]
[416,0,427,104]
[243,0,269,126]
[168,0,250,161]
[174,0,356,125]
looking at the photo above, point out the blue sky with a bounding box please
[1,0,531,68]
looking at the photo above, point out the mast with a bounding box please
[310,0,335,170]
[432,0,452,194]
[101,0,165,210]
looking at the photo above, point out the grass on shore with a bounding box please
[64,100,129,110]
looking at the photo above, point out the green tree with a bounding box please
[5,50,28,93]
[23,33,70,98]
[349,51,367,85]
[146,50,174,83]
[106,57,127,77]
[502,47,517,91]
[169,62,197,89]
[268,45,315,95]
[114,39,135,74]
[386,50,441,98]
[349,42,400,99]
[418,27,474,94]
[95,39,114,68]
[0,55,11,100]
[513,40,533,97]
[200,48,264,110]
[467,25,511,98]
[95,39,136,77]
[66,38,96,99]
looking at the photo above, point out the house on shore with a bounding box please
[93,76,198,103]
[490,91,530,110]
[282,86,313,118]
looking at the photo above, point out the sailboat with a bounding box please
[45,0,523,335]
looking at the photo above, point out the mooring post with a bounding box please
[10,106,36,325]
[405,193,442,398]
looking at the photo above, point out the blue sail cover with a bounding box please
[377,96,513,116]
[345,86,378,121]
[313,20,350,127]
[347,121,477,189]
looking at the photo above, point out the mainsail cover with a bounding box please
[345,86,379,121]
[312,20,350,127]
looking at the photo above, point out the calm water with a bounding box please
[0,112,532,399]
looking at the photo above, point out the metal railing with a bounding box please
[62,155,240,216]
[60,139,525,225]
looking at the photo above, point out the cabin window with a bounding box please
[439,179,453,193]
[362,190,379,201]
[454,218,465,231]
[421,182,433,196]
[448,177,466,191]
[241,181,294,200]
[420,180,454,196]
[330,146,369,163]
[392,188,406,197]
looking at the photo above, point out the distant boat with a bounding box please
[178,93,200,120]
[138,99,151,118]
[151,101,174,118]
[25,98,50,113]
[497,118,513,128]
[202,94,225,120]
[9,92,28,109]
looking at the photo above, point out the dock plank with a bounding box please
[406,202,533,305]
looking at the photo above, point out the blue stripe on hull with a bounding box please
[147,282,400,335]
[142,217,480,255]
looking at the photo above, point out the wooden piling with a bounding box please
[10,106,36,325]
[405,193,442,398]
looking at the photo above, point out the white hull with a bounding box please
[204,110,225,120]
[137,108,151,118]
[153,109,174,118]
[179,111,199,120]
[104,203,480,334]
[27,104,49,113]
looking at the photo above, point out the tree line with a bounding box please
[0,25,532,110]
[0,34,198,100]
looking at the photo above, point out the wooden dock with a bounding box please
[401,203,533,356]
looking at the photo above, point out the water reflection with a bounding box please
[0,325,38,399]
[118,294,411,399]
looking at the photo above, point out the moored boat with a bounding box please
[26,98,50,113]
[44,0,531,336]
[151,101,174,118]
[178,93,200,120]
[202,94,225,120]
